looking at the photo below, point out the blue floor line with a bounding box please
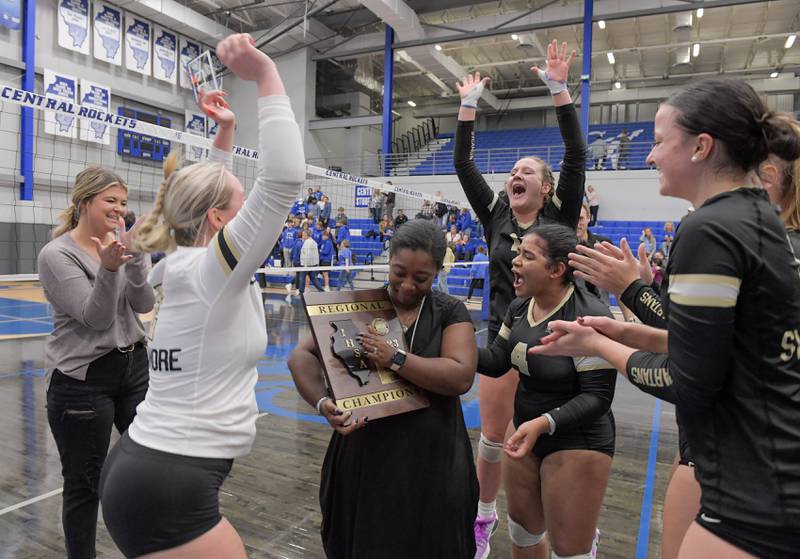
[635,398,663,559]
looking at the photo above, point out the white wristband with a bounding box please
[535,68,568,96]
[543,413,556,435]
[315,396,331,415]
[460,82,485,109]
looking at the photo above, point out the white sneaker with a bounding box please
[285,283,293,293]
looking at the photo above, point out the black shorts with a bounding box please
[696,509,800,559]
[99,432,233,557]
[514,413,616,460]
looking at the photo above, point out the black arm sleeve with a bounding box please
[620,279,667,328]
[477,343,511,378]
[626,350,677,404]
[476,303,516,377]
[453,120,497,226]
[548,104,586,229]
[548,367,616,431]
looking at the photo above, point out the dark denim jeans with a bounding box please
[46,343,148,559]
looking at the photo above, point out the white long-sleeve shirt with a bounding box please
[128,96,305,458]
[300,237,319,267]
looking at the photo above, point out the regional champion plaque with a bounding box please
[302,289,430,422]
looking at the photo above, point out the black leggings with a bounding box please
[47,343,148,559]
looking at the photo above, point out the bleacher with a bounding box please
[409,121,655,176]
[264,217,675,297]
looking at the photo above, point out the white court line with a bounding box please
[0,487,63,516]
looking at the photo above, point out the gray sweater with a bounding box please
[38,233,155,381]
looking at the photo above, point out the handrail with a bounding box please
[308,140,656,177]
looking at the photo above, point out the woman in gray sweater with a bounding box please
[37,166,154,559]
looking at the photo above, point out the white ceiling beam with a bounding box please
[359,0,502,110]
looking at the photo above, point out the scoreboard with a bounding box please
[116,107,172,161]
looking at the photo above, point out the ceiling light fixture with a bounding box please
[614,81,621,89]
[696,8,704,18]
[607,52,615,64]
[511,34,518,41]
[434,44,442,51]
[786,35,797,49]
[770,71,779,78]
[692,43,700,57]
[598,20,606,29]
[407,100,417,107]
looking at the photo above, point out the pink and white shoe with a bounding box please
[474,512,499,559]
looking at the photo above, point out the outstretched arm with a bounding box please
[535,40,585,228]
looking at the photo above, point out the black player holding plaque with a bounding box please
[289,219,479,558]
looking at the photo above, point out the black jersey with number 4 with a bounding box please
[478,286,616,435]
[454,104,586,338]
[626,188,800,533]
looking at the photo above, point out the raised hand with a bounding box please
[198,90,235,129]
[216,33,274,83]
[456,72,491,109]
[91,229,133,272]
[532,40,576,96]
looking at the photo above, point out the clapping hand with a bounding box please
[91,217,133,272]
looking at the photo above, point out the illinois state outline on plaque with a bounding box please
[125,15,151,75]
[153,26,178,84]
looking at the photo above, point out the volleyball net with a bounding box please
[0,84,488,303]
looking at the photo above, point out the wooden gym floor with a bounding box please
[0,283,678,558]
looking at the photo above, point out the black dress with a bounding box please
[320,290,479,559]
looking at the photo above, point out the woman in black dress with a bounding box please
[289,219,479,559]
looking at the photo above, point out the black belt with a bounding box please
[117,340,145,353]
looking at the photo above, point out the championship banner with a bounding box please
[0,0,21,30]
[79,80,110,145]
[93,1,121,66]
[0,84,471,208]
[58,0,90,55]
[184,111,206,162]
[152,26,178,84]
[125,14,151,76]
[207,120,219,141]
[179,38,200,90]
[43,70,78,139]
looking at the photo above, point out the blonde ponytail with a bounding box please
[135,151,231,252]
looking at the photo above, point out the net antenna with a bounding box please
[186,50,223,101]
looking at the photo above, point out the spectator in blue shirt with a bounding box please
[457,208,473,239]
[285,234,305,296]
[319,230,335,290]
[454,237,472,261]
[465,245,489,302]
[313,185,325,200]
[335,219,350,244]
[336,239,355,291]
[312,221,325,245]
[281,219,298,268]
[335,207,349,226]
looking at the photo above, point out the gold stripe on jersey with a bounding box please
[668,274,741,308]
[527,285,575,327]
[488,192,499,213]
[498,323,511,340]
[552,191,563,210]
[213,226,240,275]
[574,355,614,372]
